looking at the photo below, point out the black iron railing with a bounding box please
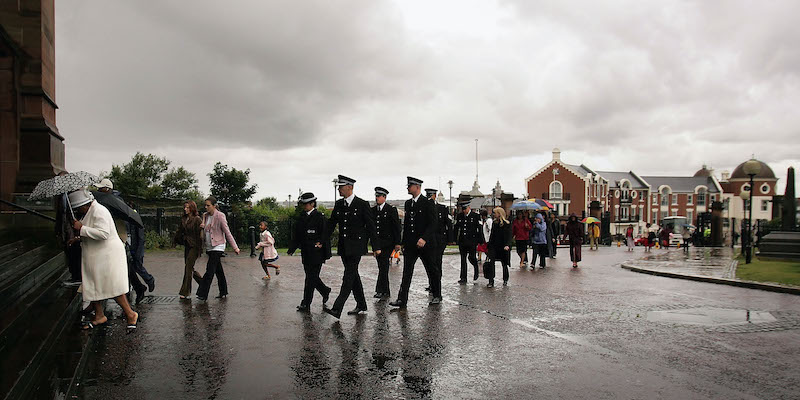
[0,199,56,222]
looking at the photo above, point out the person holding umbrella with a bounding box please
[530,213,548,269]
[512,211,531,267]
[67,188,139,330]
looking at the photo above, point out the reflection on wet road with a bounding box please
[81,247,800,399]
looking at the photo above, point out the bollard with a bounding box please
[249,226,257,257]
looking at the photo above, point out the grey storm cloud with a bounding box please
[57,0,800,200]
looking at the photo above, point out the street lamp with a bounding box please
[742,159,762,264]
[447,180,454,213]
[332,178,339,202]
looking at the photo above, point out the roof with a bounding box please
[730,159,776,180]
[565,164,595,178]
[640,176,721,193]
[595,171,649,189]
[694,165,712,177]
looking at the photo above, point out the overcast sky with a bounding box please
[56,1,800,202]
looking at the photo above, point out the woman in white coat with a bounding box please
[68,189,139,330]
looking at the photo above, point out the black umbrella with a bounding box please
[92,191,143,228]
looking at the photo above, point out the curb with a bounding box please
[620,263,800,296]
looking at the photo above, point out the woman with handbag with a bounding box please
[485,207,512,287]
[173,200,204,299]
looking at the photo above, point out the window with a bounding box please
[621,206,630,220]
[660,188,670,206]
[661,210,668,220]
[697,188,706,206]
[687,210,694,223]
[671,194,678,205]
[710,194,716,202]
[549,181,562,199]
[760,184,770,194]
[686,194,693,205]
[652,194,658,205]
[761,200,769,212]
[621,182,630,200]
[672,209,678,216]
[723,198,730,210]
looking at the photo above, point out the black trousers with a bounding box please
[459,244,478,281]
[398,244,439,302]
[125,243,146,293]
[197,250,227,298]
[302,262,329,306]
[374,246,393,295]
[426,243,445,287]
[332,255,367,312]
[550,239,558,257]
[65,243,82,281]
[486,248,510,282]
[531,243,548,267]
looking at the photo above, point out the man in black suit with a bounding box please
[371,187,401,299]
[424,188,451,292]
[390,177,441,308]
[454,201,483,283]
[324,175,379,319]
[288,193,332,312]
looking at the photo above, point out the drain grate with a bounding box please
[137,295,180,305]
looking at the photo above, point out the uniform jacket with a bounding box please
[454,211,484,246]
[435,203,452,246]
[327,196,378,257]
[289,208,331,264]
[370,202,401,250]
[401,195,438,247]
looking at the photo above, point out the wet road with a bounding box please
[82,247,800,399]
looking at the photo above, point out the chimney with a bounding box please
[552,148,561,161]
[721,171,730,181]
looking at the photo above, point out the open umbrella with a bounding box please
[28,171,100,220]
[533,199,554,209]
[581,216,601,224]
[510,200,542,211]
[683,223,696,230]
[93,190,143,227]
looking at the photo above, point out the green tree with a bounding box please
[107,152,169,198]
[208,162,258,206]
[162,166,201,200]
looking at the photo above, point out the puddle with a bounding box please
[647,307,776,326]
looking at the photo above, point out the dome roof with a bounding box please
[693,165,712,177]
[730,159,775,180]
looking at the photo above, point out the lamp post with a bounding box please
[332,178,339,202]
[742,159,762,264]
[447,180,453,213]
[740,189,749,256]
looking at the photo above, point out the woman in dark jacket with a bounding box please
[565,213,583,268]
[486,207,512,287]
[173,200,203,299]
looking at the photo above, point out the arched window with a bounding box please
[660,187,670,206]
[697,187,706,206]
[621,181,631,200]
[549,181,563,199]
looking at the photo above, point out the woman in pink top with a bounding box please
[196,196,240,301]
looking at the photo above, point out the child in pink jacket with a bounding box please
[256,221,280,279]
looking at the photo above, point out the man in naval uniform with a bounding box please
[323,175,379,319]
[424,188,451,292]
[371,187,401,299]
[288,192,332,311]
[454,201,483,283]
[390,177,441,308]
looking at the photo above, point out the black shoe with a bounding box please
[215,294,227,299]
[503,280,508,286]
[473,275,479,281]
[389,300,407,308]
[381,292,391,299]
[487,281,494,288]
[134,287,146,305]
[347,307,367,315]
[296,304,310,312]
[429,297,442,305]
[373,293,383,298]
[424,286,431,292]
[457,280,467,284]
[196,296,207,302]
[147,278,156,292]
[322,287,331,304]
[323,306,341,319]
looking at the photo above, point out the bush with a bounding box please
[145,230,172,250]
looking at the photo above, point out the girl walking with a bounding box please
[256,221,281,280]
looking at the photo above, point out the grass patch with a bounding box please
[736,255,800,287]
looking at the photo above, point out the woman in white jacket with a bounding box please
[68,189,139,330]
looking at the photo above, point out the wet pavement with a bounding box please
[625,247,736,279]
[80,247,800,399]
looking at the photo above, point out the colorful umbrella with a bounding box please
[581,216,601,224]
[533,199,554,209]
[29,171,100,200]
[510,200,542,211]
